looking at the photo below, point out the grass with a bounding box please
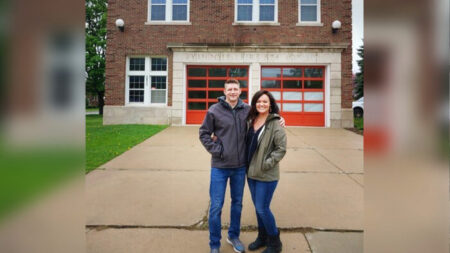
[354,117,364,131]
[345,117,363,135]
[0,147,83,222]
[86,107,99,112]
[86,115,168,173]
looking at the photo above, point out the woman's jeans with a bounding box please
[209,167,246,249]
[247,178,279,236]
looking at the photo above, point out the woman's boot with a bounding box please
[262,230,282,253]
[248,226,267,251]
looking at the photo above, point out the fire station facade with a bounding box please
[104,0,353,127]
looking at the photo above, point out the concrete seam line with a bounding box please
[85,225,363,233]
[312,148,347,174]
[282,171,363,174]
[311,148,364,188]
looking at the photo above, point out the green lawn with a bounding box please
[86,115,168,173]
[86,108,99,112]
[354,117,363,131]
[0,147,83,222]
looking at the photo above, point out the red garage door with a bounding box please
[261,66,325,126]
[186,66,249,124]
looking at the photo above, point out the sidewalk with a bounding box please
[86,126,363,253]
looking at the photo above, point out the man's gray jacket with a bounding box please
[199,96,250,169]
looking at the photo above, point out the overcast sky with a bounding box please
[352,0,364,74]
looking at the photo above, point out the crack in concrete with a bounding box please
[190,200,210,229]
[303,233,314,253]
[86,224,363,234]
[346,174,364,188]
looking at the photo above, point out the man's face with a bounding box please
[224,83,241,103]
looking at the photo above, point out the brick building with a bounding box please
[104,0,353,127]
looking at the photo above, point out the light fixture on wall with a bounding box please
[331,20,341,33]
[115,19,124,32]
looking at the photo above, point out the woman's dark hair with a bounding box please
[247,90,279,123]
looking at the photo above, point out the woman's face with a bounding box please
[256,94,271,114]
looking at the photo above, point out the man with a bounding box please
[199,78,250,253]
[200,79,285,253]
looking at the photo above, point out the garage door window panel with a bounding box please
[304,80,323,89]
[186,66,249,123]
[261,66,325,126]
[283,103,302,112]
[304,103,323,112]
[304,91,323,101]
[283,80,302,89]
[188,80,206,88]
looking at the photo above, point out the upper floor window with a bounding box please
[299,0,320,23]
[148,0,189,22]
[236,0,277,23]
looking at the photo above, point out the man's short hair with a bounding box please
[224,78,240,88]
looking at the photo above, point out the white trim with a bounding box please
[325,64,330,127]
[125,56,147,105]
[298,0,321,24]
[145,57,151,104]
[173,51,341,127]
[125,56,169,107]
[234,0,278,23]
[248,63,255,103]
[233,22,280,26]
[148,0,190,23]
[181,63,187,125]
[296,22,323,26]
[125,57,129,105]
[145,21,192,25]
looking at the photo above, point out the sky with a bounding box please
[352,0,364,74]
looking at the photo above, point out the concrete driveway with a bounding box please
[86,126,363,253]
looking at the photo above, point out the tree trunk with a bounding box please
[98,92,104,115]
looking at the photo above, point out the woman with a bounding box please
[246,90,287,253]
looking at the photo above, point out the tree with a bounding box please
[354,45,364,99]
[85,0,107,114]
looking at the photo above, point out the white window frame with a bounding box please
[234,0,279,25]
[147,0,191,24]
[125,56,168,106]
[297,0,323,26]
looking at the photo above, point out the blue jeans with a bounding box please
[209,167,246,249]
[247,178,279,236]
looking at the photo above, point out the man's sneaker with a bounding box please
[210,248,220,253]
[226,237,245,253]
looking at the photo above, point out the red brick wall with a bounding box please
[105,0,352,108]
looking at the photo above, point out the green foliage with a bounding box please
[86,115,168,173]
[86,0,107,113]
[354,44,364,99]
